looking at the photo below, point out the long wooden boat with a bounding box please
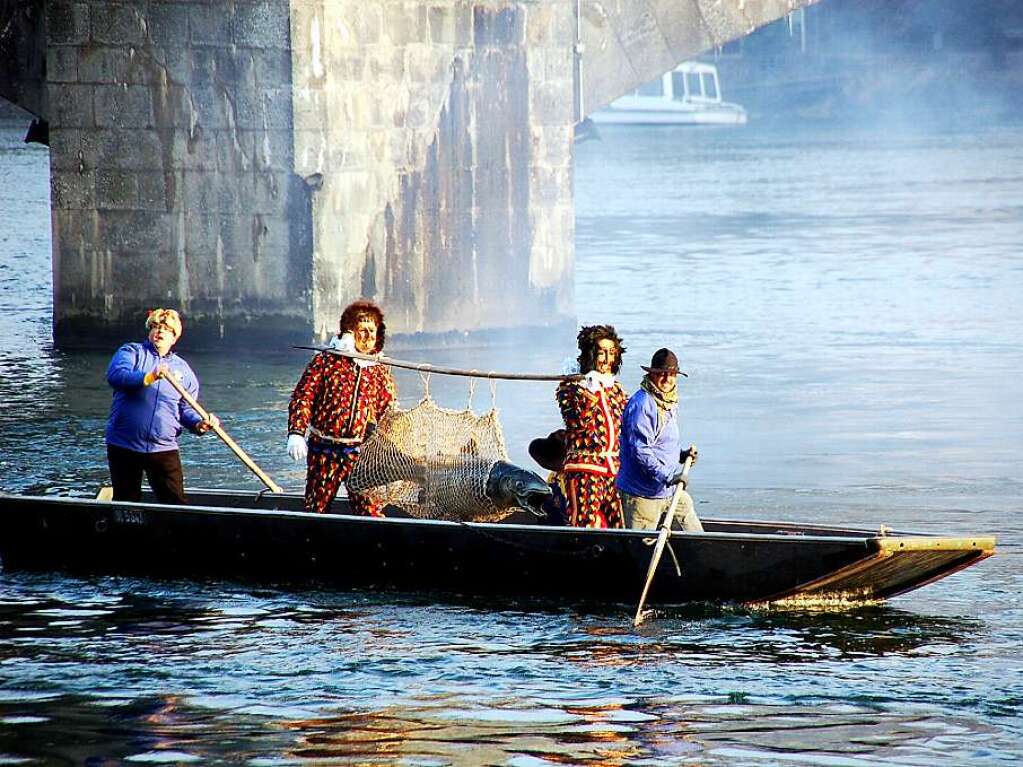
[0,489,995,607]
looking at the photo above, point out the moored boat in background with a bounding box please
[591,61,748,126]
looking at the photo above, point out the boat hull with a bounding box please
[590,106,747,126]
[0,491,994,607]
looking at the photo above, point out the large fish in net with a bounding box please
[346,398,550,523]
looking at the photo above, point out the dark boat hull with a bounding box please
[0,490,995,606]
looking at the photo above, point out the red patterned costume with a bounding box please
[556,378,628,528]
[288,352,396,514]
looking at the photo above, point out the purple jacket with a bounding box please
[616,388,681,499]
[104,340,203,453]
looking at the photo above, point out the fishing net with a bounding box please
[346,379,514,522]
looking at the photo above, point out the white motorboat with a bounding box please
[591,61,747,126]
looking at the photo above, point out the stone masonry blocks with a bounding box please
[79,46,132,85]
[98,209,172,255]
[46,2,90,46]
[51,169,97,210]
[94,84,154,129]
[89,2,146,46]
[351,4,384,47]
[49,83,95,128]
[45,0,807,346]
[46,46,79,82]
[233,3,292,49]
[136,171,169,211]
[50,0,304,346]
[145,3,191,50]
[648,0,711,59]
[95,168,140,209]
[88,128,165,172]
[188,6,232,47]
[48,128,83,169]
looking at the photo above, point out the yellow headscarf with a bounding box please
[145,308,182,338]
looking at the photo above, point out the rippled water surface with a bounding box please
[1,121,1022,764]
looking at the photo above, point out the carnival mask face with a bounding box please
[353,318,378,354]
[594,339,617,375]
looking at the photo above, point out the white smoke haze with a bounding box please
[716,0,1023,131]
[566,0,1023,502]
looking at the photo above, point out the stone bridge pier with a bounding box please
[0,0,815,347]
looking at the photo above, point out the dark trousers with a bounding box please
[106,444,187,504]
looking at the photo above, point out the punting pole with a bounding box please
[159,373,284,494]
[633,446,696,627]
[295,346,580,382]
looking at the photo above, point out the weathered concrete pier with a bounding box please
[1,1,814,347]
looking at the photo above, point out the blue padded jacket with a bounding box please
[104,340,203,453]
[616,387,681,499]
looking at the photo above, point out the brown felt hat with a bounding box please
[528,429,568,472]
[641,348,688,377]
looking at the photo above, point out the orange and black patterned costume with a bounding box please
[288,352,396,514]
[555,379,628,528]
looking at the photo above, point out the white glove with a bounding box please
[287,434,308,462]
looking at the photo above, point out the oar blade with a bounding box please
[633,530,670,626]
[630,448,696,628]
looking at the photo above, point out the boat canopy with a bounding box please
[633,61,726,104]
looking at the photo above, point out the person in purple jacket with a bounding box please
[104,308,218,504]
[616,348,702,532]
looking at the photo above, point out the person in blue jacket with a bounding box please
[616,348,702,532]
[104,308,218,503]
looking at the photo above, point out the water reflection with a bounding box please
[0,570,1017,764]
[0,689,1007,766]
[0,574,986,671]
[640,604,984,661]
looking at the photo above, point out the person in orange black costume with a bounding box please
[287,300,397,515]
[555,325,628,528]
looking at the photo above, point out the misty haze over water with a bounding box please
[2,26,1023,767]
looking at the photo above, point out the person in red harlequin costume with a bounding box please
[287,300,397,515]
[555,325,628,528]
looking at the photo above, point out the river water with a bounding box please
[1,120,1021,764]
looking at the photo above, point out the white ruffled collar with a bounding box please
[562,359,615,391]
[328,333,378,367]
[583,370,616,391]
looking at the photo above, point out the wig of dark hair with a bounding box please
[576,324,625,374]
[339,300,386,353]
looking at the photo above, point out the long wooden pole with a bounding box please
[160,373,284,494]
[633,445,696,627]
[295,345,580,382]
